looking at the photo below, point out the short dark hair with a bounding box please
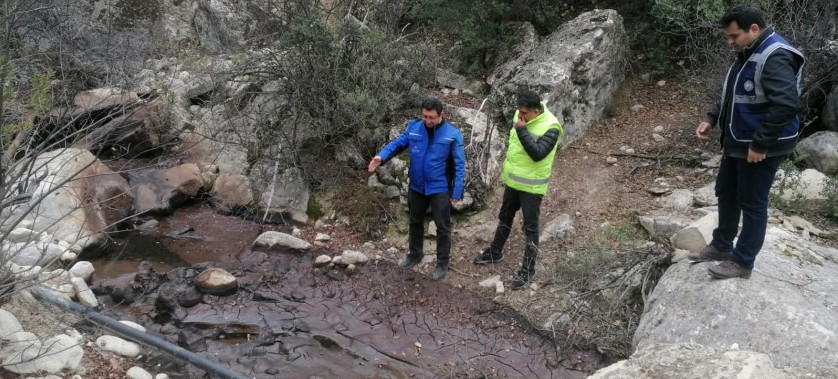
[421,97,444,115]
[516,90,543,111]
[721,4,766,30]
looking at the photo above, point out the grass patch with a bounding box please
[556,218,646,278]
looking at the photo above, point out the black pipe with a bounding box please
[31,286,252,379]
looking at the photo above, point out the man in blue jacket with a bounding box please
[691,5,805,279]
[368,98,466,280]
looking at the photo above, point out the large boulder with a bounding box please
[588,343,785,379]
[158,68,309,223]
[1,148,133,253]
[796,131,838,175]
[1,332,84,374]
[488,9,628,147]
[130,163,215,215]
[634,226,838,374]
[36,88,169,159]
[772,168,828,202]
[209,173,255,214]
[823,86,838,132]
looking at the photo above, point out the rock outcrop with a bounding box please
[1,149,133,257]
[592,225,838,378]
[796,131,838,175]
[488,9,628,147]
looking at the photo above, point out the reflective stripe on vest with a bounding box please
[508,173,550,186]
[721,32,805,142]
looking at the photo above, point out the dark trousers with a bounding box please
[711,155,786,269]
[489,185,543,278]
[407,190,451,266]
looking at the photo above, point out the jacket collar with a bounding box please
[740,26,774,60]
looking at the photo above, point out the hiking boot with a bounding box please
[707,261,752,279]
[510,274,531,290]
[473,248,503,265]
[432,264,448,281]
[398,254,421,269]
[687,245,732,263]
[708,261,752,280]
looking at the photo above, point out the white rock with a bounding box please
[671,212,718,252]
[2,333,83,374]
[588,343,783,379]
[773,168,827,201]
[118,320,147,333]
[314,233,331,242]
[630,104,644,112]
[606,156,618,164]
[72,277,98,308]
[291,227,302,237]
[60,251,78,262]
[656,80,666,87]
[329,257,342,268]
[341,250,369,265]
[314,255,332,267]
[7,263,41,280]
[653,125,665,133]
[0,309,23,339]
[64,328,83,343]
[479,275,502,288]
[540,214,574,243]
[662,189,694,210]
[2,242,65,266]
[68,261,95,282]
[96,335,141,357]
[252,231,311,251]
[652,133,666,142]
[671,249,691,263]
[638,215,690,238]
[127,366,153,379]
[625,148,635,154]
[495,282,505,293]
[693,181,717,207]
[155,374,170,379]
[6,228,38,243]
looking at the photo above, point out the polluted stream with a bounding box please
[88,203,600,378]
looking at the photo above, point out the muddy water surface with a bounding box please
[91,204,599,378]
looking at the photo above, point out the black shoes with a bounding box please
[432,264,448,281]
[398,254,421,269]
[510,274,531,290]
[473,248,503,265]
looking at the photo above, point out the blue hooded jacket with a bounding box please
[378,119,466,199]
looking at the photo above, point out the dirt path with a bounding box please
[393,76,720,360]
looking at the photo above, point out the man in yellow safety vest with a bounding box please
[473,91,563,290]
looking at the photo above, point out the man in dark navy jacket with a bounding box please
[368,97,466,280]
[691,5,805,279]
